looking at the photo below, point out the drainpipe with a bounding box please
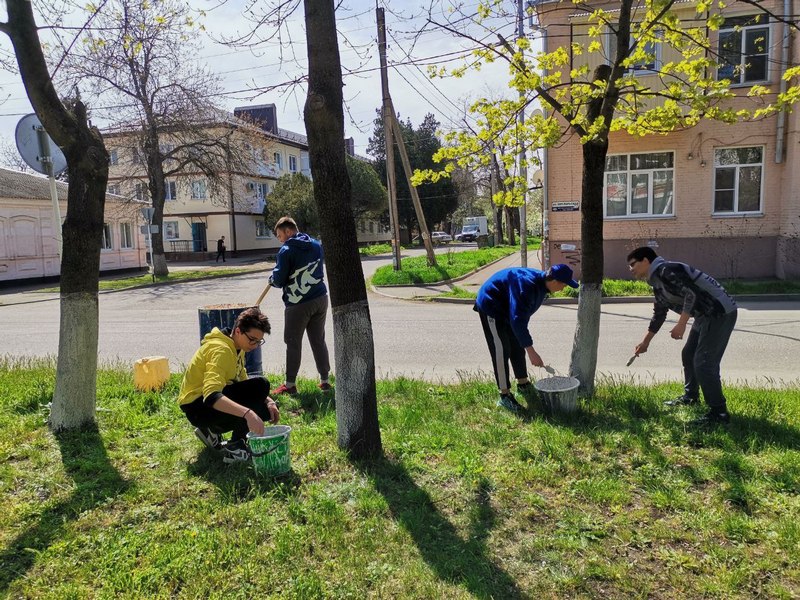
[775,0,791,164]
[541,26,550,270]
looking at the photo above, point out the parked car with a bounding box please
[430,231,452,244]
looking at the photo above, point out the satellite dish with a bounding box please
[15,113,68,176]
[531,109,544,118]
[531,169,544,185]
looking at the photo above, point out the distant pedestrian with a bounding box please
[627,246,738,425]
[474,264,579,413]
[269,217,332,395]
[178,307,279,464]
[216,236,226,262]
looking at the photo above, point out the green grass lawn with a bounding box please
[372,246,518,285]
[2,359,798,598]
[36,268,257,293]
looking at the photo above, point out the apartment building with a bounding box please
[0,167,147,284]
[535,0,800,279]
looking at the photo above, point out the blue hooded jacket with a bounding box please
[269,232,327,306]
[474,267,549,348]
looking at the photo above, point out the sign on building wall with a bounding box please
[551,201,580,212]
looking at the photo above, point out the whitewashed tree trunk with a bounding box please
[333,300,379,452]
[152,253,168,277]
[569,283,602,397]
[50,292,99,430]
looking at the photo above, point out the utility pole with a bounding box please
[377,7,402,271]
[517,0,528,267]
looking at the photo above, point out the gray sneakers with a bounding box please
[221,439,250,464]
[194,427,222,450]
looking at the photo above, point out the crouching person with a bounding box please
[178,307,280,463]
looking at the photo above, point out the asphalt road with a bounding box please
[1,250,799,386]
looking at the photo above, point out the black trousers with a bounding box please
[477,310,528,391]
[181,378,270,441]
[681,310,738,409]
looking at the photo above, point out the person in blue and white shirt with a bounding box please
[269,216,332,395]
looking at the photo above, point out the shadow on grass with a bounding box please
[294,390,335,418]
[187,447,302,502]
[0,425,130,593]
[354,455,525,599]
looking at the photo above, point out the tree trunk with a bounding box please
[504,206,515,246]
[145,129,169,276]
[569,141,607,396]
[494,207,503,244]
[3,0,109,431]
[303,0,381,457]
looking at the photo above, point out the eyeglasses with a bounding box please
[628,259,640,270]
[242,331,266,346]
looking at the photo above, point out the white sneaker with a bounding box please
[221,439,250,464]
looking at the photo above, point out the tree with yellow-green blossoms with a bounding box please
[417,0,799,394]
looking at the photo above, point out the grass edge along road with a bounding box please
[2,359,799,598]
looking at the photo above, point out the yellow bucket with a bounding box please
[133,356,170,391]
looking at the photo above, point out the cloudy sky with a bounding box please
[0,0,533,161]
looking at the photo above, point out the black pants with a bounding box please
[477,310,528,391]
[682,309,737,409]
[181,378,270,441]
[216,250,225,262]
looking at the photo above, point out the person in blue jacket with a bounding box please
[269,216,332,395]
[475,264,578,413]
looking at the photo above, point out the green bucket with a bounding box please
[247,426,292,476]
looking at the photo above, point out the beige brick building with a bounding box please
[535,0,800,280]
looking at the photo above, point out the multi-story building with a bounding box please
[0,167,147,284]
[534,0,800,280]
[105,104,389,260]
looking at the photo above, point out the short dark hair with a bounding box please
[627,246,658,263]
[274,216,298,235]
[234,307,271,335]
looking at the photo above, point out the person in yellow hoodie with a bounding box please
[179,307,280,463]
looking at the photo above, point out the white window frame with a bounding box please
[109,149,118,166]
[164,180,177,201]
[273,152,283,170]
[190,180,207,200]
[255,220,272,238]
[164,221,180,240]
[713,146,764,215]
[604,152,675,218]
[101,223,113,250]
[134,182,147,201]
[256,182,269,199]
[119,222,134,249]
[606,25,661,73]
[717,16,770,85]
[288,155,298,172]
[107,183,120,196]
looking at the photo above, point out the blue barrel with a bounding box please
[198,305,263,378]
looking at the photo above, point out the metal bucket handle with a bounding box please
[247,432,290,458]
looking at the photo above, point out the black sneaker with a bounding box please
[194,427,222,450]
[497,393,524,414]
[690,410,731,426]
[664,395,699,407]
[517,382,533,393]
[221,439,250,464]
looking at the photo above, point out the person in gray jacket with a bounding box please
[627,246,738,425]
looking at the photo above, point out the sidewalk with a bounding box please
[371,248,542,302]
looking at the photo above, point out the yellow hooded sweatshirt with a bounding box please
[178,327,247,406]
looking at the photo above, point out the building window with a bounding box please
[607,25,660,72]
[109,149,118,166]
[256,182,270,199]
[714,146,763,214]
[289,155,298,172]
[101,223,113,250]
[107,183,120,196]
[255,220,272,238]
[717,15,769,84]
[119,222,134,249]
[164,180,177,201]
[273,152,283,170]
[605,152,674,218]
[191,180,207,200]
[135,182,148,201]
[164,221,180,240]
